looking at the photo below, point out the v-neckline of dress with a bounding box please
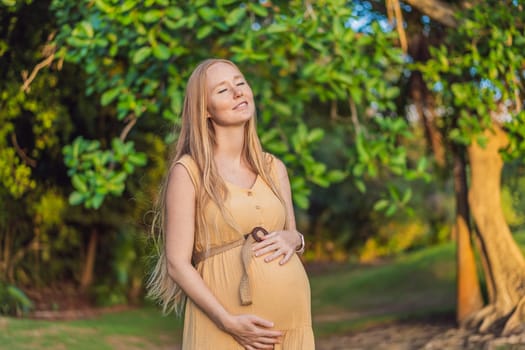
[224,174,259,191]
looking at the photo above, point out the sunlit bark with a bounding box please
[453,148,483,324]
[80,227,99,291]
[467,124,525,334]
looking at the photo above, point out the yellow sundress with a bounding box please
[176,154,315,349]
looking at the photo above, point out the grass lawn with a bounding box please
[1,307,183,350]
[3,232,525,349]
[310,241,457,336]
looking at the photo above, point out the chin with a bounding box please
[238,111,255,121]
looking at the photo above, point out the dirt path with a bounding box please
[97,321,525,350]
[316,320,525,350]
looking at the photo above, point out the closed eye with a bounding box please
[236,82,245,86]
[218,88,228,94]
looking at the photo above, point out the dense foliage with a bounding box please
[2,0,525,318]
[417,1,525,151]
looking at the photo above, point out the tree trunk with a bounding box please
[467,124,525,335]
[128,276,143,305]
[80,227,98,291]
[409,69,446,168]
[453,147,483,324]
[408,49,483,323]
[2,227,11,281]
[313,216,323,260]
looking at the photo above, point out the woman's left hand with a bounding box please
[252,230,302,265]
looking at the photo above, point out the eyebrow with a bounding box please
[211,75,244,90]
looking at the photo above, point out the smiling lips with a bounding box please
[233,101,248,110]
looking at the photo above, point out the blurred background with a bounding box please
[1,0,525,349]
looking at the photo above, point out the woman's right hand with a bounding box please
[222,314,282,350]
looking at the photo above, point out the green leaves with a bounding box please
[418,1,525,151]
[132,46,151,64]
[348,115,431,207]
[373,187,413,217]
[51,0,412,213]
[152,44,170,60]
[63,137,147,209]
[248,2,268,17]
[1,0,17,6]
[196,25,213,40]
[0,282,33,316]
[142,9,163,23]
[72,174,88,193]
[0,148,36,198]
[197,6,215,21]
[225,7,246,26]
[101,87,120,106]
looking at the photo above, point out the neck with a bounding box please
[213,125,246,163]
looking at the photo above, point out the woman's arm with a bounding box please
[165,163,282,349]
[252,157,304,265]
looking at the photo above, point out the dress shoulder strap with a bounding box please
[174,154,201,190]
[264,152,281,190]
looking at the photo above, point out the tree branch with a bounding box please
[402,0,459,28]
[513,76,523,113]
[119,114,137,141]
[11,133,37,168]
[330,100,337,120]
[21,33,57,92]
[349,97,361,135]
[304,0,317,20]
[21,51,55,92]
[390,0,408,53]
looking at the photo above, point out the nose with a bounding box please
[233,86,243,98]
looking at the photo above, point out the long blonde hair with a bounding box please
[146,58,287,315]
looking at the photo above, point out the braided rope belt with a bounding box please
[192,227,269,306]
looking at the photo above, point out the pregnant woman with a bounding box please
[147,58,315,350]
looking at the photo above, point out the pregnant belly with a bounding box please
[249,254,312,328]
[199,248,312,329]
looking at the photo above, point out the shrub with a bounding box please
[359,218,429,262]
[0,281,33,316]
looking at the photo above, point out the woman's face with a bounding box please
[206,62,255,127]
